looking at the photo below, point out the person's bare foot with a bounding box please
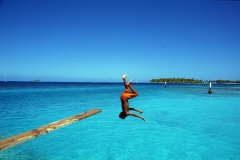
[127,79,132,85]
[122,74,127,80]
[139,110,143,114]
[142,117,146,122]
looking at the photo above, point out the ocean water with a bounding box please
[0,82,240,160]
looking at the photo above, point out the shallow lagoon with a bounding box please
[0,82,240,159]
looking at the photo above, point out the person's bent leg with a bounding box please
[122,74,129,89]
[128,83,138,96]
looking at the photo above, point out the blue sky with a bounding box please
[1,0,240,82]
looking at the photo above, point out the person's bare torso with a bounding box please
[121,100,129,113]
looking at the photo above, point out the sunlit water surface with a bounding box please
[0,82,240,160]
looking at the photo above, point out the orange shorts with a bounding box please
[120,89,137,101]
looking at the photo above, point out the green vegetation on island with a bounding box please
[215,79,240,84]
[150,78,240,84]
[150,78,203,83]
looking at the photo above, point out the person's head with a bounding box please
[119,112,127,119]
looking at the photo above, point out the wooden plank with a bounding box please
[0,109,101,151]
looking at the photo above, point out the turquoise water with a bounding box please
[0,82,240,160]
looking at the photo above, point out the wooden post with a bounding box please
[0,109,101,151]
[208,82,212,94]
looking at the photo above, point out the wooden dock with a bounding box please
[0,109,101,151]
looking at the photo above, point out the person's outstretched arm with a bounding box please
[127,112,146,122]
[129,108,143,114]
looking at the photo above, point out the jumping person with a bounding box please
[119,74,146,122]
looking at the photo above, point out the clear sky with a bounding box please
[1,0,240,82]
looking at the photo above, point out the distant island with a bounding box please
[150,78,240,84]
[33,79,41,82]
